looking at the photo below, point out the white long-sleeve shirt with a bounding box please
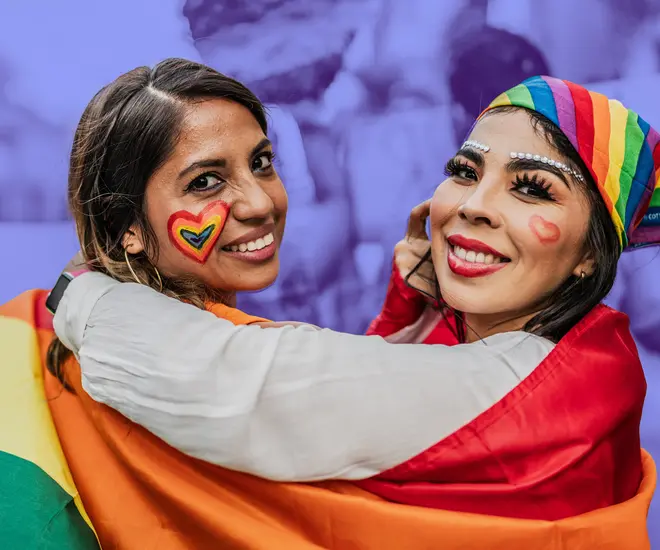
[53,273,555,482]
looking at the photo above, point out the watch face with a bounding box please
[45,273,74,315]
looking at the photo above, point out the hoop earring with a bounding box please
[124,248,163,292]
[154,263,163,292]
[124,248,144,285]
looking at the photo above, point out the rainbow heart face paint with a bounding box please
[167,201,230,263]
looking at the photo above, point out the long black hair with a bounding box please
[407,106,620,343]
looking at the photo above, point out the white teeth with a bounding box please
[224,232,275,253]
[452,246,501,265]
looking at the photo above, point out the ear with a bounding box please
[121,226,145,255]
[573,252,596,278]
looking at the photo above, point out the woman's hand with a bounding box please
[394,200,436,300]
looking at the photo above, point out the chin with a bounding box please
[441,287,513,318]
[438,277,492,315]
[231,261,280,293]
[440,290,472,313]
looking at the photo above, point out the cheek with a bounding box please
[429,180,458,229]
[429,183,456,263]
[265,179,288,240]
[166,200,231,265]
[528,214,561,245]
[144,186,176,241]
[268,179,288,217]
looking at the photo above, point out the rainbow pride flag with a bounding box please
[0,291,98,548]
[0,290,655,549]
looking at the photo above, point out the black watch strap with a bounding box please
[45,272,75,315]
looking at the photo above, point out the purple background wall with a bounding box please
[1,0,658,539]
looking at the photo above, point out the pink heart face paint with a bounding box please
[529,214,560,244]
[167,201,230,263]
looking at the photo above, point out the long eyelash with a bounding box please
[254,151,276,170]
[512,173,554,199]
[257,150,275,162]
[444,158,474,178]
[185,171,222,193]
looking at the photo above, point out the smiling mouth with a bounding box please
[450,244,510,265]
[222,232,274,253]
[446,241,511,279]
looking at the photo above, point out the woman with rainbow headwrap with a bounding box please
[1,72,657,549]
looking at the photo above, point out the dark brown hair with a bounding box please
[510,107,619,341]
[47,58,268,388]
[408,106,620,343]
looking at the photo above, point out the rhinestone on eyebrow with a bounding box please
[462,140,490,153]
[509,151,585,182]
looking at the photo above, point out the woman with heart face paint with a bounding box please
[43,58,289,377]
[110,61,286,299]
[9,75,658,548]
[130,94,288,295]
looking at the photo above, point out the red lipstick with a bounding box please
[447,235,507,258]
[446,235,509,278]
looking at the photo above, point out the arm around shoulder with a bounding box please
[54,273,554,482]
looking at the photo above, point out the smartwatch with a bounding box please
[45,272,77,315]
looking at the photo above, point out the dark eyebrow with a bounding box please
[250,137,272,158]
[504,157,572,188]
[178,158,226,179]
[455,147,485,169]
[178,138,272,179]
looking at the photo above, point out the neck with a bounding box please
[212,290,236,308]
[462,310,539,343]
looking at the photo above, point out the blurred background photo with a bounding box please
[1,0,659,540]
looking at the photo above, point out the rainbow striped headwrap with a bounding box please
[480,75,660,250]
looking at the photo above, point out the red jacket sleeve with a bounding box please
[366,260,428,337]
